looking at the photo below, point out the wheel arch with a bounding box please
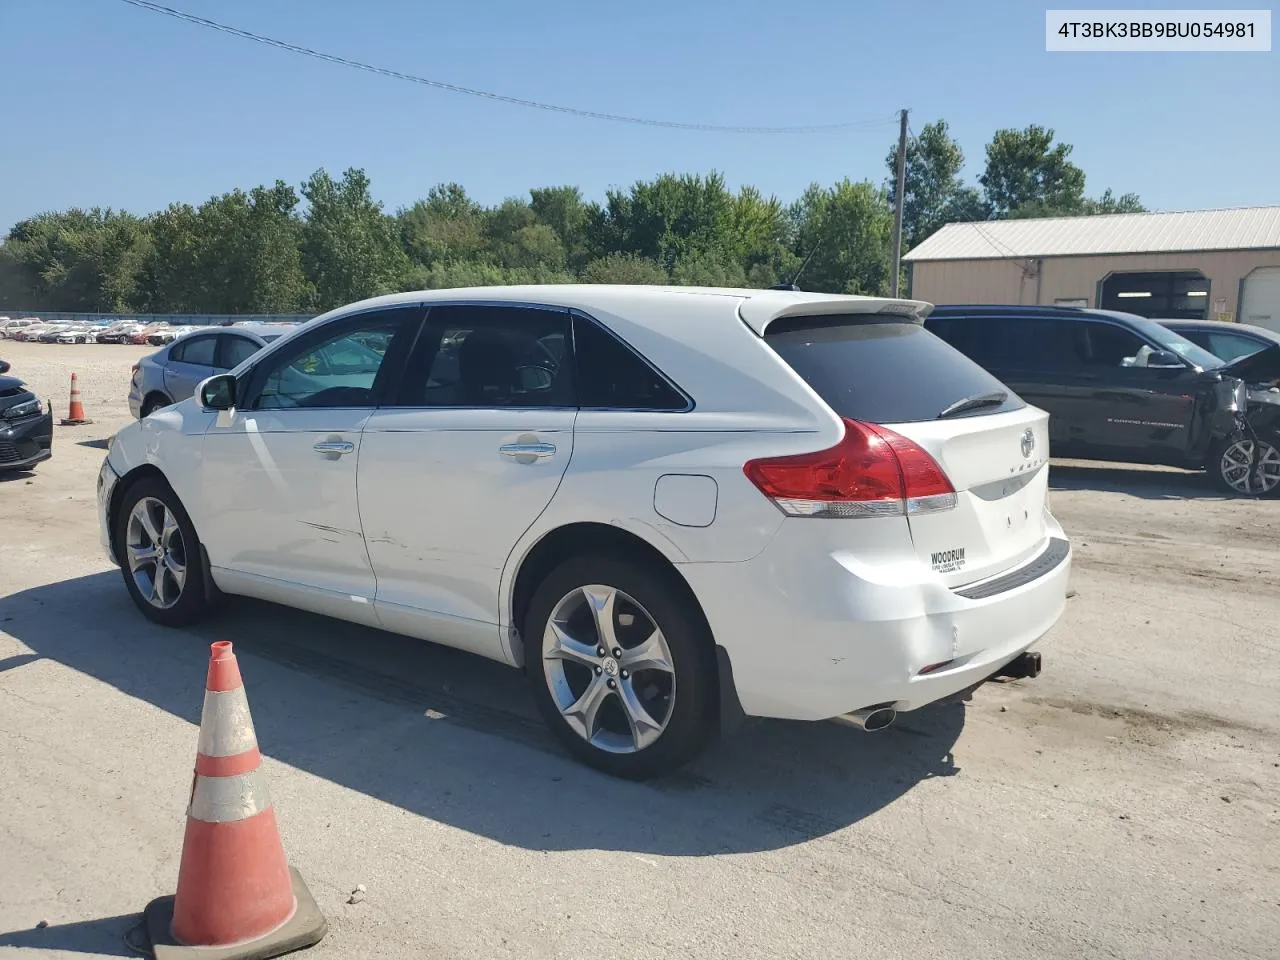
[141,391,173,416]
[506,521,746,733]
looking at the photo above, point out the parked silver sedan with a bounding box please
[128,324,287,418]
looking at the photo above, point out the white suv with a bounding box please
[97,285,1070,778]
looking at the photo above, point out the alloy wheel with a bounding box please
[1219,439,1280,495]
[542,585,676,754]
[125,497,188,609]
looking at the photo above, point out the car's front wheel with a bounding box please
[524,555,716,780]
[1210,436,1280,497]
[114,477,212,626]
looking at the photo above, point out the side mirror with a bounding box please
[1146,349,1185,369]
[199,374,237,411]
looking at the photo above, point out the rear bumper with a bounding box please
[682,520,1072,722]
[0,411,54,471]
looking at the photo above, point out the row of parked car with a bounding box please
[0,316,220,345]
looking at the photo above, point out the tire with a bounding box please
[114,476,213,627]
[1209,436,1280,497]
[523,554,716,780]
[140,394,170,418]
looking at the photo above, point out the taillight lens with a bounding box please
[743,418,957,519]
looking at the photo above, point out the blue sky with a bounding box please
[2,0,1276,230]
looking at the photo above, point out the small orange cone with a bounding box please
[58,372,93,425]
[143,642,327,959]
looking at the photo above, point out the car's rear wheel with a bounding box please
[114,477,212,626]
[1210,436,1280,497]
[524,555,715,780]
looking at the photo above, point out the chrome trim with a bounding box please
[499,441,556,460]
[313,440,355,455]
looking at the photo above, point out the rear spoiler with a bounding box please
[738,294,934,335]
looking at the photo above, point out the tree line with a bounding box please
[0,122,1143,315]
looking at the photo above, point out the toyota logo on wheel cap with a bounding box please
[1020,428,1035,458]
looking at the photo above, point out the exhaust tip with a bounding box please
[848,705,898,732]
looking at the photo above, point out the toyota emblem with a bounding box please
[1020,428,1035,458]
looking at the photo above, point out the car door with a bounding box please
[358,303,577,660]
[164,335,219,401]
[197,305,423,624]
[1071,319,1200,461]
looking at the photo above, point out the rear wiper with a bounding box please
[936,390,1008,419]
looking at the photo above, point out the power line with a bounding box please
[114,0,900,135]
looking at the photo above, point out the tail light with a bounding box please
[743,418,956,519]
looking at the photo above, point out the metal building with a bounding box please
[903,205,1280,331]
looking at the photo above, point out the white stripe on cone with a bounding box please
[196,688,258,757]
[189,769,273,823]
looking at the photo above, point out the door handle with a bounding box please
[313,440,355,455]
[498,441,556,461]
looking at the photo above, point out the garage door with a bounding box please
[1240,267,1280,332]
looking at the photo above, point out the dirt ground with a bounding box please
[1,338,1277,960]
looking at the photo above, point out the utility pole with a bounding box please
[890,107,908,298]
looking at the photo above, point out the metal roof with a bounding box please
[902,205,1280,262]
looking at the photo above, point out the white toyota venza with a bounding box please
[98,285,1071,778]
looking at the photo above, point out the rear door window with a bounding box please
[764,316,1025,424]
[217,335,262,370]
[170,336,217,366]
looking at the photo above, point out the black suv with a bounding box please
[924,305,1280,496]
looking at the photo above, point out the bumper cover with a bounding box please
[98,456,121,565]
[683,531,1072,722]
[0,410,53,471]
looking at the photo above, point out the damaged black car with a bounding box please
[923,305,1280,497]
[0,368,54,472]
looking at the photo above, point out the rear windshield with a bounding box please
[764,316,1026,424]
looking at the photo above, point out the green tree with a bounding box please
[529,185,593,268]
[887,119,985,247]
[398,183,488,267]
[789,180,894,295]
[1082,188,1146,215]
[301,168,410,310]
[580,252,669,285]
[4,208,151,311]
[980,125,1086,219]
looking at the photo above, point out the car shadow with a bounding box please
[1,572,966,857]
[0,469,36,483]
[76,438,110,449]
[1049,461,1232,501]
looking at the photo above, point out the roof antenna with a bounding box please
[771,238,823,291]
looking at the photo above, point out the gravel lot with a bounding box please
[1,338,1277,960]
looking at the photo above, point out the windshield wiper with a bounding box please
[937,390,1008,419]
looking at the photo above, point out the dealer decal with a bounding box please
[931,547,966,574]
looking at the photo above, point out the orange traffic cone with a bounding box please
[143,642,327,959]
[58,372,93,425]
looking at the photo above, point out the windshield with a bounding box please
[1126,316,1224,369]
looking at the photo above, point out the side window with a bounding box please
[171,336,217,366]
[392,305,573,408]
[1078,322,1150,368]
[572,315,689,410]
[217,335,261,370]
[1004,318,1081,371]
[251,309,415,410]
[1207,332,1264,363]
[929,317,1008,368]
